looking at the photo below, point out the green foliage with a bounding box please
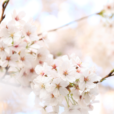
[4,0,9,3]
[97,10,105,17]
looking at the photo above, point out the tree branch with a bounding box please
[66,69,114,90]
[38,11,101,36]
[94,69,114,84]
[0,0,10,23]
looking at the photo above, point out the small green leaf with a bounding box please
[69,83,74,87]
[57,52,62,56]
[26,45,29,49]
[76,79,79,83]
[4,0,9,3]
[97,10,105,17]
[111,69,114,73]
[12,41,14,45]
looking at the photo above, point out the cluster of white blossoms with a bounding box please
[0,10,52,86]
[32,54,101,114]
[0,10,101,114]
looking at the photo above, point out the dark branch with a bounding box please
[94,69,114,84]
[0,0,10,23]
[66,69,114,90]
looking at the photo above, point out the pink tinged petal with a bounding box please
[73,92,80,101]
[79,82,85,90]
[60,81,69,88]
[12,10,16,18]
[66,75,75,82]
[59,88,69,96]
[11,54,19,61]
[90,87,98,95]
[46,84,55,93]
[18,11,25,18]
[9,61,18,67]
[53,89,60,97]
[1,61,8,67]
[39,90,48,99]
[15,16,19,21]
[84,93,91,104]
[53,78,61,84]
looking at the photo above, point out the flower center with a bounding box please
[30,51,33,55]
[21,57,25,61]
[37,53,42,58]
[76,69,81,73]
[6,26,8,29]
[26,31,31,36]
[52,64,57,70]
[15,16,19,21]
[23,72,27,76]
[51,94,55,98]
[80,95,82,99]
[14,45,19,48]
[40,71,45,76]
[41,84,45,89]
[10,33,14,38]
[30,68,34,73]
[6,56,11,61]
[39,61,43,65]
[63,71,68,76]
[107,5,111,9]
[56,84,61,89]
[84,77,89,82]
[0,47,4,51]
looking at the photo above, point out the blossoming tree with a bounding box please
[0,0,114,114]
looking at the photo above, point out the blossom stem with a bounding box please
[0,0,10,23]
[68,94,74,105]
[70,94,76,105]
[65,96,69,107]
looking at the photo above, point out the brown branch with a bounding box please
[0,0,10,23]
[66,69,114,90]
[94,69,114,84]
[38,11,101,36]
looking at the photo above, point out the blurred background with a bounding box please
[0,0,114,113]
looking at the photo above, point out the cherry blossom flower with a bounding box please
[1,51,19,67]
[52,78,69,96]
[57,56,78,82]
[0,21,21,45]
[104,2,114,14]
[23,23,39,42]
[12,10,25,24]
[79,69,100,90]
[36,47,50,65]
[19,49,34,68]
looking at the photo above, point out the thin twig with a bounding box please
[66,69,114,90]
[94,69,114,84]
[38,11,101,36]
[0,0,10,23]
